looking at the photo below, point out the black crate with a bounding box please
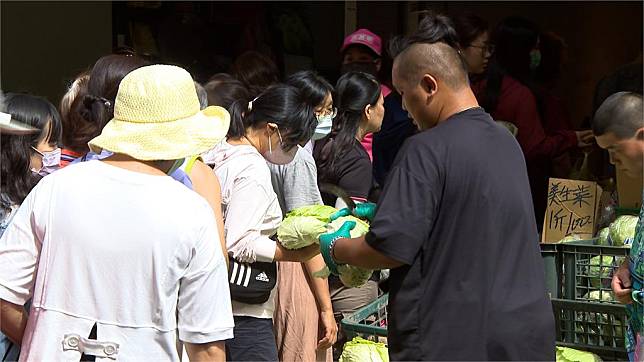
[560,239,630,303]
[541,243,562,298]
[552,298,628,360]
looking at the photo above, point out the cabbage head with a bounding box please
[340,337,388,362]
[597,227,611,246]
[286,205,338,223]
[555,346,601,362]
[560,234,582,243]
[587,256,615,288]
[583,289,615,303]
[277,216,327,249]
[338,264,374,288]
[315,215,373,286]
[328,216,370,238]
[609,215,638,247]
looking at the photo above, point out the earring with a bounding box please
[268,133,272,154]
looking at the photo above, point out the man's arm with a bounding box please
[185,341,226,362]
[612,258,633,304]
[332,235,403,270]
[0,299,28,345]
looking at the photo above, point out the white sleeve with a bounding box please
[0,185,43,305]
[177,211,234,343]
[224,177,280,263]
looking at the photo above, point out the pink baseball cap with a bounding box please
[340,28,382,57]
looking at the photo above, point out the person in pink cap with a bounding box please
[340,29,392,162]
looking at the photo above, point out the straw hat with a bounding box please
[89,64,230,160]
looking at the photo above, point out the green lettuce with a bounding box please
[555,346,601,362]
[327,216,373,287]
[286,205,338,223]
[328,216,370,238]
[277,216,327,250]
[340,337,389,362]
[597,227,610,246]
[587,256,615,289]
[609,215,638,247]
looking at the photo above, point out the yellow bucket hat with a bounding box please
[89,64,230,160]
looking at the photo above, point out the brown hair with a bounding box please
[66,54,148,153]
[230,51,280,98]
[60,72,89,152]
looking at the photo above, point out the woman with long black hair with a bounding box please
[0,93,62,361]
[313,71,384,358]
[314,71,384,207]
[469,16,593,228]
[209,83,322,361]
[271,71,337,362]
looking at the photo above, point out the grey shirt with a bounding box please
[268,146,323,213]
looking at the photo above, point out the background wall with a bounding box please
[398,1,643,127]
[0,0,641,127]
[1,1,112,105]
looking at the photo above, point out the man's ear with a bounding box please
[375,58,382,72]
[421,74,438,97]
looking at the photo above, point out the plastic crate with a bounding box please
[341,293,388,341]
[552,298,628,360]
[541,243,562,298]
[560,239,630,303]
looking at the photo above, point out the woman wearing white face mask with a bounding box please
[0,92,62,360]
[271,71,337,362]
[209,83,322,361]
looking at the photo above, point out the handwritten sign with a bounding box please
[542,178,602,243]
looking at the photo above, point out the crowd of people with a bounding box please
[0,10,642,362]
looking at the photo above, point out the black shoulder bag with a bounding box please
[228,257,277,304]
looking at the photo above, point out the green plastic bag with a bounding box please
[340,337,389,362]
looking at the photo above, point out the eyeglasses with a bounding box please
[468,43,495,54]
[317,107,337,118]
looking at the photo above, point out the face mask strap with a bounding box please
[31,146,44,157]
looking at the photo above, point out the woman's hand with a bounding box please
[317,309,338,350]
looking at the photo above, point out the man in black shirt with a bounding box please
[319,14,555,360]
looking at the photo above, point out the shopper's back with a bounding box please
[8,161,233,361]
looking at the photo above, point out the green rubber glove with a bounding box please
[319,221,356,275]
[330,202,377,222]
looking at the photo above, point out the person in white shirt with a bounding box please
[208,83,321,361]
[0,64,233,361]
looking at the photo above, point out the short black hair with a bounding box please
[389,12,461,58]
[389,12,468,89]
[593,91,643,138]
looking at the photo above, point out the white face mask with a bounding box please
[312,114,333,141]
[31,147,61,177]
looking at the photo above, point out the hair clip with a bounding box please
[247,96,260,112]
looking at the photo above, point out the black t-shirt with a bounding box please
[366,108,555,360]
[313,136,373,206]
[372,91,417,186]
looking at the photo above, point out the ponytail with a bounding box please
[225,84,317,148]
[227,98,252,138]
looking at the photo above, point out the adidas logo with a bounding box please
[256,272,270,282]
